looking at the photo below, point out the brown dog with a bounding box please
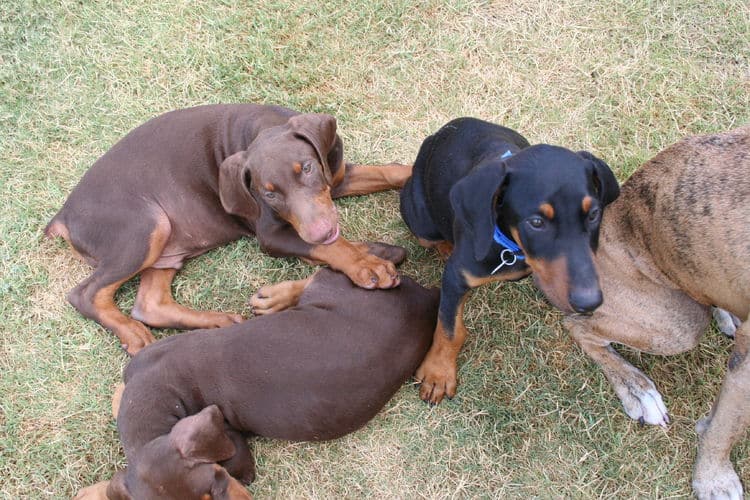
[563,125,750,499]
[73,268,439,499]
[45,104,411,355]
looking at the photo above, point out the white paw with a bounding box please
[713,307,741,338]
[693,462,743,500]
[615,380,670,428]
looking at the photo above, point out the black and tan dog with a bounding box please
[564,125,750,499]
[74,268,439,499]
[400,117,619,404]
[45,104,410,355]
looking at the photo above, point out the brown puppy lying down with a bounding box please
[75,268,438,499]
[45,104,411,355]
[564,125,750,499]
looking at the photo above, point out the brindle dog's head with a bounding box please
[451,145,619,313]
[218,113,343,245]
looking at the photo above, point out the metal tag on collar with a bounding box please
[491,226,524,274]
[500,149,513,159]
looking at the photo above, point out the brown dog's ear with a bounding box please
[449,160,509,261]
[288,113,340,184]
[219,151,259,221]
[170,406,237,464]
[577,150,620,206]
[209,465,254,500]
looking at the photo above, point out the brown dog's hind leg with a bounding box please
[132,268,243,329]
[692,319,750,500]
[331,162,412,198]
[66,212,171,355]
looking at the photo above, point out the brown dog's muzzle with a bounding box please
[289,192,340,245]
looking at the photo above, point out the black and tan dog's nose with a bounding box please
[570,287,603,313]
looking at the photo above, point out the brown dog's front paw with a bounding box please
[346,254,401,289]
[73,480,110,500]
[115,320,156,356]
[359,241,408,265]
[415,355,457,405]
[250,278,310,315]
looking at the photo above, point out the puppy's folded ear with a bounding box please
[170,405,237,464]
[288,113,342,184]
[210,465,253,500]
[219,151,259,222]
[449,161,509,261]
[577,151,620,206]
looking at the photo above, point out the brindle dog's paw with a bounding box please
[613,373,669,428]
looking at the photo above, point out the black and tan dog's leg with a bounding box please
[331,162,412,197]
[415,265,469,404]
[132,268,243,328]
[693,319,750,500]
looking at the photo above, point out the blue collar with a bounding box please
[491,149,524,274]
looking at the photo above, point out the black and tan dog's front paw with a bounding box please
[415,354,458,405]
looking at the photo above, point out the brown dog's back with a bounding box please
[116,269,439,460]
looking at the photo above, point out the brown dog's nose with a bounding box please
[569,287,603,313]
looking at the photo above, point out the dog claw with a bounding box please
[638,416,645,426]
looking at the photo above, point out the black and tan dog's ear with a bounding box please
[219,151,259,221]
[577,150,620,206]
[288,113,342,183]
[449,161,509,261]
[170,405,237,464]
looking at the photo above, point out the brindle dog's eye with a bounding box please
[302,162,313,174]
[588,207,601,223]
[265,191,276,199]
[528,216,545,229]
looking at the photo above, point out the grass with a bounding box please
[1,0,748,497]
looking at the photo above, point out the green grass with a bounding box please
[1,0,749,497]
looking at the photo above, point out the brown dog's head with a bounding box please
[105,406,252,500]
[450,145,620,314]
[219,113,343,245]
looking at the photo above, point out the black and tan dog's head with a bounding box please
[450,144,620,313]
[103,406,251,500]
[218,113,344,245]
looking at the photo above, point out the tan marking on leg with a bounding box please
[111,383,125,419]
[309,237,400,289]
[132,268,243,329]
[331,163,413,198]
[73,480,111,500]
[417,238,454,260]
[415,297,469,404]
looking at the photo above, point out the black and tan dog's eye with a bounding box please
[302,162,313,174]
[528,215,545,229]
[587,207,601,223]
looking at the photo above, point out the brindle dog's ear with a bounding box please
[577,150,620,206]
[170,405,236,464]
[288,113,340,184]
[449,161,509,261]
[219,151,259,222]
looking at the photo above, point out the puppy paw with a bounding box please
[115,320,156,356]
[250,279,308,315]
[693,460,743,500]
[73,481,110,499]
[713,307,741,338]
[414,355,457,405]
[358,241,408,265]
[344,253,400,289]
[613,375,669,428]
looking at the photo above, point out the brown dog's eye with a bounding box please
[302,162,313,174]
[265,191,276,199]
